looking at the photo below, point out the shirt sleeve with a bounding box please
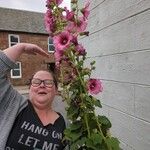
[0,50,27,116]
[0,50,17,77]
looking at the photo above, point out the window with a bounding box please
[48,37,55,53]
[10,62,22,78]
[8,34,20,47]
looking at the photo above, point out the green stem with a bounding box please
[84,114,90,137]
[68,51,91,138]
[69,51,86,93]
[93,111,112,150]
[60,68,70,104]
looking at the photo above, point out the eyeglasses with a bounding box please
[31,78,55,88]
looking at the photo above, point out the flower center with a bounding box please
[90,83,95,89]
[61,37,68,45]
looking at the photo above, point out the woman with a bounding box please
[0,43,66,150]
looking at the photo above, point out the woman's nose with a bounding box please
[39,81,45,87]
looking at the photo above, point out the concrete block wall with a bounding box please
[79,0,150,149]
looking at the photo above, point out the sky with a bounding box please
[0,0,71,12]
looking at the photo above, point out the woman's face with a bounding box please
[29,70,57,109]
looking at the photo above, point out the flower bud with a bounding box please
[82,68,91,75]
[71,0,78,4]
[79,31,89,36]
[90,61,96,66]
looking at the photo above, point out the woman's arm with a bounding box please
[3,43,49,62]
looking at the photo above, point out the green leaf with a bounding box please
[106,137,120,150]
[69,121,82,131]
[84,133,104,150]
[98,116,112,128]
[67,106,79,120]
[64,128,83,142]
[70,143,78,150]
[64,129,72,140]
[86,138,97,150]
[93,99,102,108]
[84,95,95,110]
[76,137,87,146]
[71,132,82,142]
[70,136,87,149]
[91,133,102,145]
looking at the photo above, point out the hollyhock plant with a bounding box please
[44,0,120,150]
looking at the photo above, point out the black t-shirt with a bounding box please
[6,101,66,150]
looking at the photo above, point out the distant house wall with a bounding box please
[79,0,150,150]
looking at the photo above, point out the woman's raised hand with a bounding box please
[3,43,49,62]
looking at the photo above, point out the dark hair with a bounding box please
[48,70,58,89]
[29,70,58,89]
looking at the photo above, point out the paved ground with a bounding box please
[14,86,29,94]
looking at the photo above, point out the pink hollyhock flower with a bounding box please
[67,17,87,32]
[64,7,75,21]
[55,61,60,68]
[76,17,88,32]
[46,0,63,6]
[44,9,55,34]
[71,35,78,46]
[66,17,87,33]
[54,49,63,62]
[76,44,86,56]
[65,22,74,32]
[53,31,72,51]
[87,79,103,95]
[81,1,90,20]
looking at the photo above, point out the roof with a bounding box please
[0,7,48,34]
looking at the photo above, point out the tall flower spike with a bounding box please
[44,0,120,149]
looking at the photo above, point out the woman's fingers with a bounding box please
[35,48,49,58]
[24,44,49,58]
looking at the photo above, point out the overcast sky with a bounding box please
[0,0,71,12]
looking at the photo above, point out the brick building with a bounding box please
[0,7,55,86]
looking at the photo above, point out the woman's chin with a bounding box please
[32,98,49,108]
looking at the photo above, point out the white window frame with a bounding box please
[10,62,22,79]
[8,34,20,47]
[48,37,55,53]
